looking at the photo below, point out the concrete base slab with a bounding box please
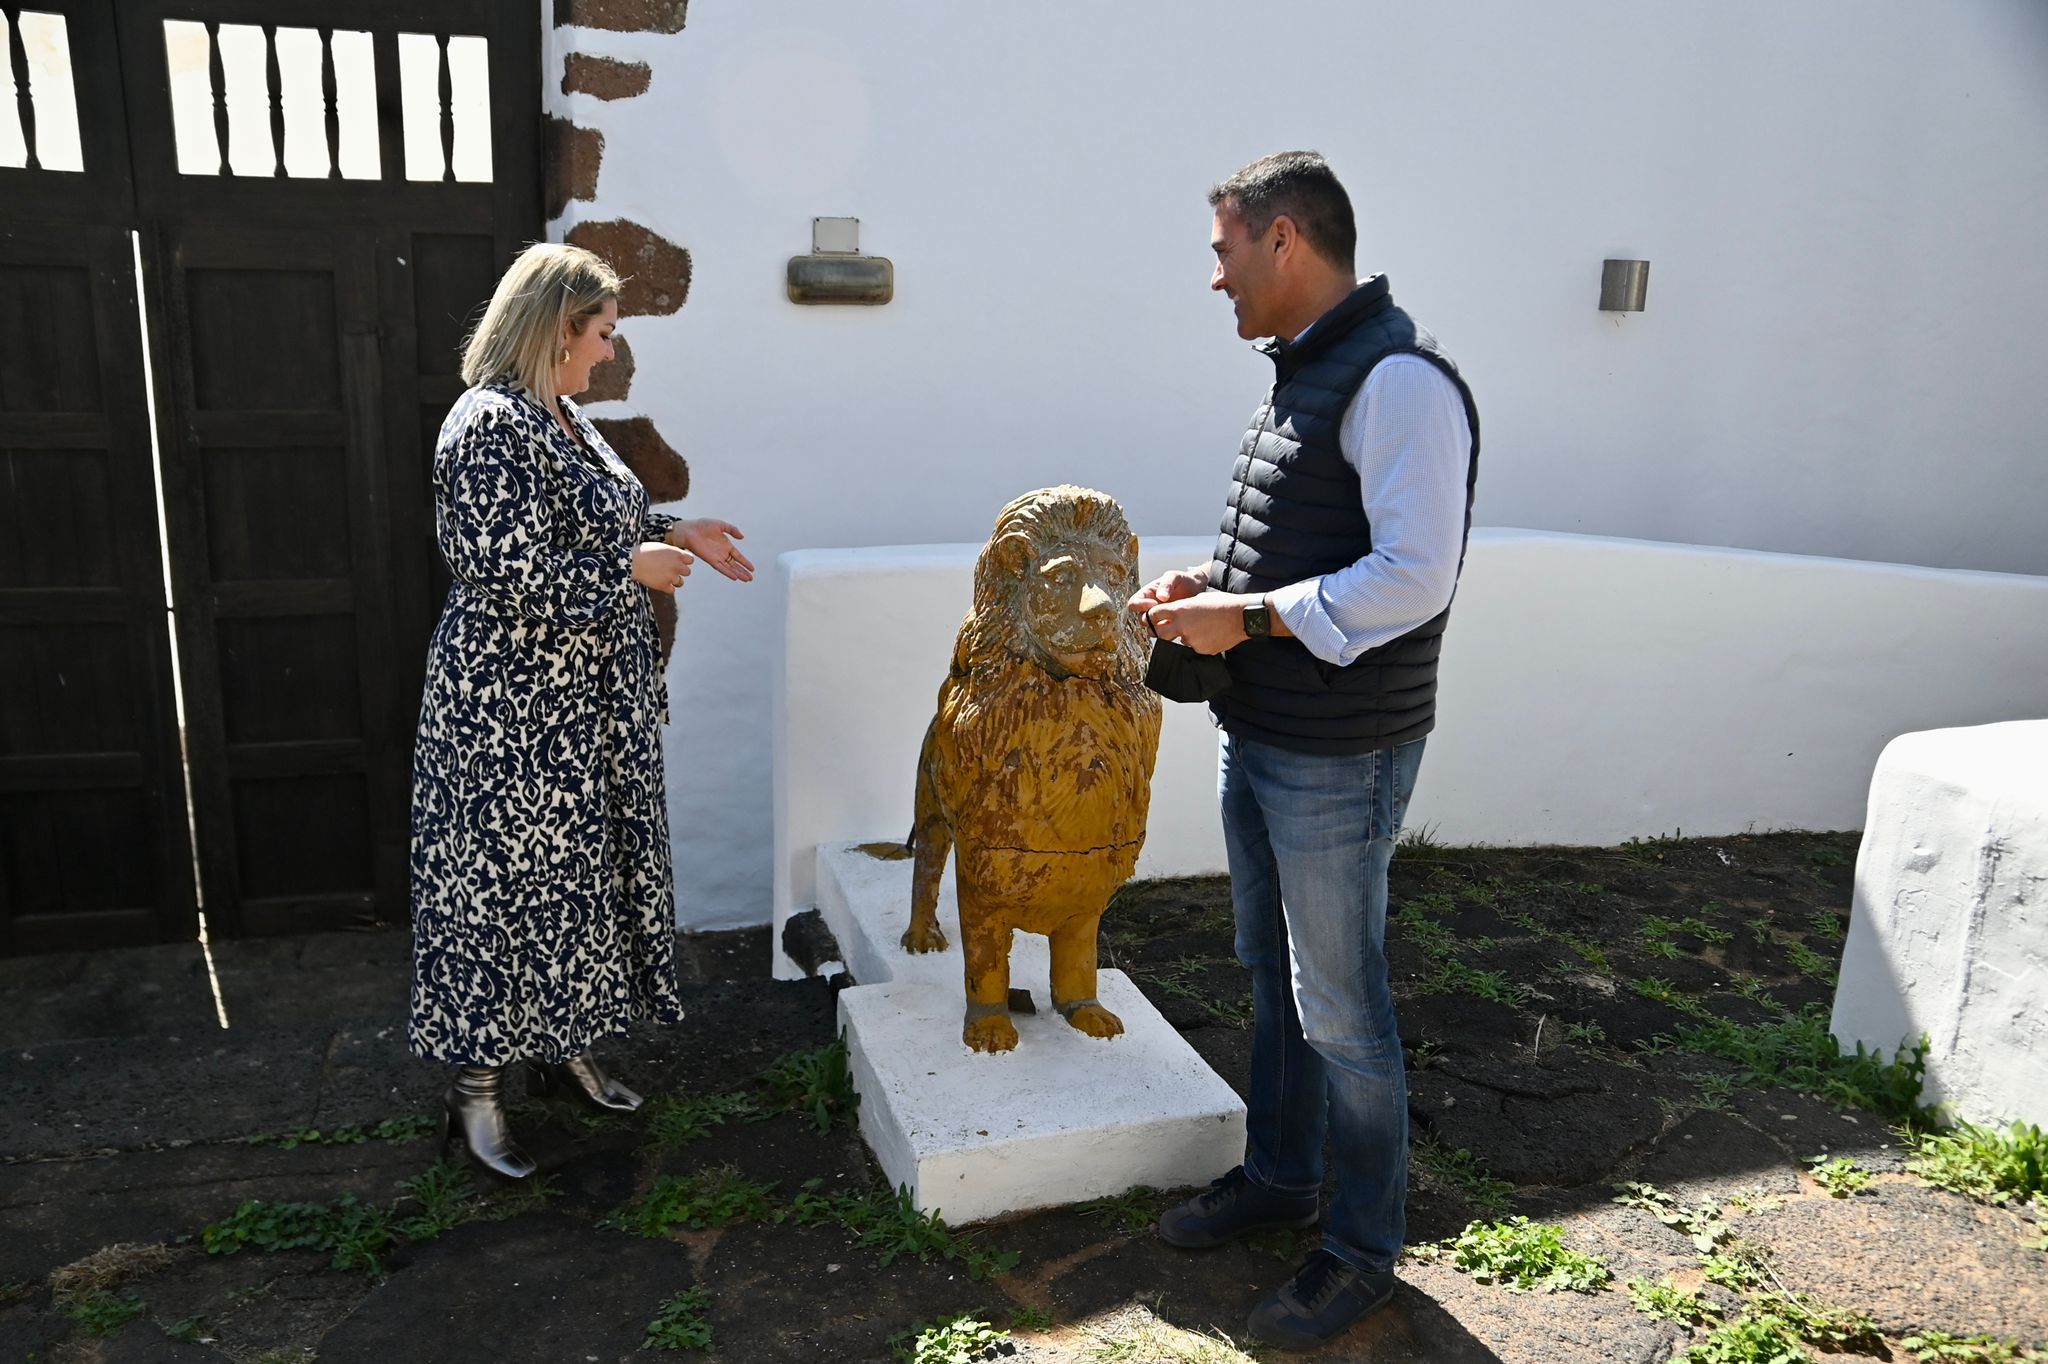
[1831,719,2048,1128]
[821,842,1245,1224]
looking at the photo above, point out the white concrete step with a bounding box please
[818,840,1246,1225]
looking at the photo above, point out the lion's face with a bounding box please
[1017,535,1140,680]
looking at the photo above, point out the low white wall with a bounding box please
[771,528,2048,976]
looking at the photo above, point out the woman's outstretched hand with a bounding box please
[632,542,695,594]
[669,518,755,582]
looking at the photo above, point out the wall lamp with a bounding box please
[1600,259,1650,312]
[787,217,894,305]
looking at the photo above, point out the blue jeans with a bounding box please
[1220,730,1424,1274]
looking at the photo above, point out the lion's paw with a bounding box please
[1063,1003,1125,1039]
[900,922,949,954]
[962,1014,1020,1053]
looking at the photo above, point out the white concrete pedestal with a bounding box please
[819,842,1246,1225]
[1831,720,2048,1128]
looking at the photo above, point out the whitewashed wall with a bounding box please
[771,531,2048,974]
[545,3,2048,929]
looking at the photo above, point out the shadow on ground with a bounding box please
[1,832,2041,1363]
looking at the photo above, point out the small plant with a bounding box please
[1445,1217,1610,1293]
[1784,940,1837,987]
[1680,1311,1811,1363]
[202,1196,397,1271]
[1561,934,1615,974]
[1907,1119,2047,1206]
[1632,976,1710,1018]
[393,1161,484,1240]
[1394,823,1450,860]
[1009,1304,1054,1333]
[1078,1185,1159,1234]
[67,1291,146,1337]
[242,1116,437,1149]
[645,1090,760,1150]
[1806,844,1847,868]
[757,1034,860,1133]
[890,1314,1011,1364]
[1672,1007,1932,1127]
[781,1181,1020,1280]
[605,1166,777,1238]
[1758,1291,1880,1353]
[1626,1276,1720,1326]
[1901,1330,2048,1362]
[1805,910,1845,943]
[1699,1239,1771,1292]
[165,1314,212,1343]
[1612,1182,1728,1251]
[1727,973,1788,1017]
[1805,1155,1874,1198]
[1413,1136,1514,1216]
[644,1286,714,1352]
[1563,1019,1607,1047]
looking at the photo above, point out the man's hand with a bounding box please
[1143,590,1264,655]
[1127,565,1209,614]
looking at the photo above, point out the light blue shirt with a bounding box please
[1264,352,1474,666]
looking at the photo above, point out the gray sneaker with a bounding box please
[1156,1166,1318,1249]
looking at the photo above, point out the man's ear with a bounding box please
[1269,213,1298,263]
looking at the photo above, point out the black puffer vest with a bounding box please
[1209,276,1480,753]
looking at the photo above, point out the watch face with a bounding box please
[1243,604,1271,638]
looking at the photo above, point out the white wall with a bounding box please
[546,2,2048,928]
[772,530,2048,975]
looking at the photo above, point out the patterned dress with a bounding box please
[408,382,684,1065]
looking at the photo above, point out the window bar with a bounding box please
[319,27,338,178]
[435,32,454,183]
[371,28,401,182]
[205,20,229,176]
[5,5,40,171]
[263,24,284,177]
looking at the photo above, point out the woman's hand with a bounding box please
[632,541,695,594]
[668,518,755,583]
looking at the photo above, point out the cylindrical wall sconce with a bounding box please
[1600,259,1650,312]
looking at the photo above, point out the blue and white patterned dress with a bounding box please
[408,382,683,1065]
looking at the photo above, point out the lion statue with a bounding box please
[900,486,1164,1053]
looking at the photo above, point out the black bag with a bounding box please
[1143,638,1231,703]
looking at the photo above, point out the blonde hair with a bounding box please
[460,242,620,402]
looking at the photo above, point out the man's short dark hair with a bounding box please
[1209,151,1357,271]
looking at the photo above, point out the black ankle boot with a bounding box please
[442,1065,537,1180]
[535,1051,642,1113]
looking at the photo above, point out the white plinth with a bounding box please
[820,842,1247,1224]
[1832,720,2048,1128]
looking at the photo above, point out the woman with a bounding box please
[409,243,753,1179]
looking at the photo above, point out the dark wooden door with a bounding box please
[0,0,538,951]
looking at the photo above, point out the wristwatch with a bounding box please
[1242,601,1272,639]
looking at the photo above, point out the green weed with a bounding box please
[1805,910,1845,943]
[890,1314,1011,1364]
[1805,1155,1874,1198]
[1806,845,1847,868]
[1699,1239,1771,1293]
[1612,1182,1728,1251]
[67,1291,146,1336]
[165,1314,211,1343]
[241,1115,436,1149]
[1564,1019,1607,1047]
[1908,1120,2047,1206]
[1679,1311,1811,1363]
[1009,1304,1054,1333]
[1078,1185,1159,1235]
[1413,1136,1514,1216]
[1901,1331,2048,1361]
[1625,1276,1720,1326]
[645,1090,760,1150]
[1633,976,1711,1018]
[757,1035,860,1133]
[780,1180,1020,1280]
[605,1165,777,1237]
[644,1286,713,1352]
[1444,1217,1610,1293]
[1672,1006,1932,1126]
[1784,940,1837,986]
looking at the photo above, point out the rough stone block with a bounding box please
[543,116,603,219]
[563,52,653,101]
[554,0,687,33]
[565,219,692,316]
[819,842,1245,1224]
[582,332,634,403]
[1831,720,2048,1127]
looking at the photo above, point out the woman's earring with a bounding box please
[558,347,570,365]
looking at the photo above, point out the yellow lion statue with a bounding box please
[900,486,1164,1053]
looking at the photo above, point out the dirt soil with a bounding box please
[2,831,2043,1363]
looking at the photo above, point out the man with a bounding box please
[1130,150,1479,1350]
